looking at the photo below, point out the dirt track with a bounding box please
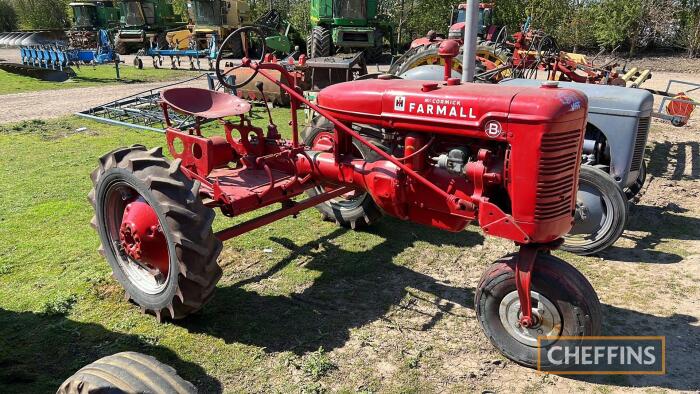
[0,78,210,124]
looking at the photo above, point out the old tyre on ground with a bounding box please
[562,165,629,256]
[89,145,222,320]
[57,351,196,394]
[307,26,332,57]
[475,253,602,369]
[303,117,383,229]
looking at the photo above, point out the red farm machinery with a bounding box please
[89,27,601,369]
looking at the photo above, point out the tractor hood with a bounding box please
[501,78,653,117]
[316,79,587,136]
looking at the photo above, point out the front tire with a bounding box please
[89,145,222,320]
[562,165,629,256]
[475,253,602,369]
[624,160,647,202]
[114,37,129,55]
[302,117,383,229]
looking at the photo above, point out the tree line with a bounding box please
[2,0,699,57]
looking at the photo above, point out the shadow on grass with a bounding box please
[181,216,700,390]
[647,140,700,181]
[182,219,483,353]
[599,139,700,263]
[0,308,222,393]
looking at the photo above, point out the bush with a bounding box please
[677,0,700,57]
[0,0,17,31]
[11,0,68,30]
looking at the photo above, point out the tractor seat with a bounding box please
[160,88,251,119]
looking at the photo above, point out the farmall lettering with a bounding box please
[393,95,477,120]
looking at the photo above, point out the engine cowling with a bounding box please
[314,79,588,244]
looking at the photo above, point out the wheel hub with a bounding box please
[499,290,562,347]
[570,184,608,236]
[119,198,169,276]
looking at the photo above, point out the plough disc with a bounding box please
[0,62,75,82]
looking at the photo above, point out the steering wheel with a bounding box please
[215,26,267,91]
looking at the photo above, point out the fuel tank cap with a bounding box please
[541,81,559,88]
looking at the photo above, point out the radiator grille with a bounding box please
[535,129,581,221]
[630,117,650,171]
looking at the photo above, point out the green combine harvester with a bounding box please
[114,0,185,54]
[307,0,393,62]
[68,1,120,49]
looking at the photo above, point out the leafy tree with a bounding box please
[11,0,68,29]
[592,0,643,53]
[0,0,17,31]
[676,0,700,56]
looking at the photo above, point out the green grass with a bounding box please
[2,111,467,392]
[0,66,193,95]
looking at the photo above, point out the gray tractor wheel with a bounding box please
[309,26,332,57]
[57,352,196,394]
[562,165,629,255]
[302,117,383,229]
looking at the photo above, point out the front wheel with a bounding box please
[624,160,647,202]
[562,165,629,255]
[475,253,602,369]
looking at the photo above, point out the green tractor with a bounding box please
[114,0,185,54]
[68,1,121,49]
[307,0,393,62]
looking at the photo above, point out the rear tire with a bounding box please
[57,352,196,394]
[365,30,384,63]
[302,117,383,229]
[89,145,222,320]
[475,253,601,369]
[562,165,628,256]
[309,26,332,58]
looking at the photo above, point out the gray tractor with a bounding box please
[502,79,652,255]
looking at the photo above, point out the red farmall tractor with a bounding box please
[89,28,601,369]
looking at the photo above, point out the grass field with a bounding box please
[1,111,699,393]
[0,66,193,95]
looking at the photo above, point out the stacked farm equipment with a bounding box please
[89,27,602,370]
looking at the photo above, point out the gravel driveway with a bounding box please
[0,78,209,124]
